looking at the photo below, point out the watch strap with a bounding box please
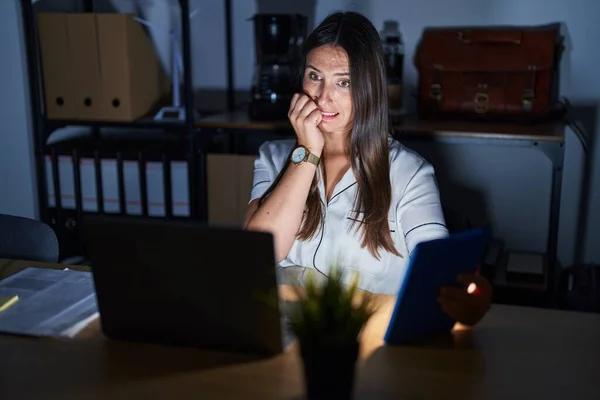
[306,152,320,166]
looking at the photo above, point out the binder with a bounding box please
[36,13,168,121]
[95,13,169,121]
[37,13,76,119]
[66,13,102,120]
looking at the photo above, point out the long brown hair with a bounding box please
[259,12,400,259]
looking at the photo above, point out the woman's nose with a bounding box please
[315,86,331,108]
[306,86,322,102]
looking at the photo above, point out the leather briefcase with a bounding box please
[413,23,564,123]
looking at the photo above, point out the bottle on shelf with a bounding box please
[380,20,405,123]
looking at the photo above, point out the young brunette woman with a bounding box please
[244,12,492,326]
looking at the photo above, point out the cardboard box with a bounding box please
[206,154,256,227]
[37,13,169,121]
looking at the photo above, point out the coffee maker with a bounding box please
[249,14,308,121]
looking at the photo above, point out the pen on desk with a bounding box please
[0,295,19,312]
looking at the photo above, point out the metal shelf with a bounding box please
[45,118,188,133]
[20,0,211,260]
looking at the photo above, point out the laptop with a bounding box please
[82,214,294,356]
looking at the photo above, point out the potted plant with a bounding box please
[289,267,376,400]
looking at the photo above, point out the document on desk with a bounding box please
[0,267,99,338]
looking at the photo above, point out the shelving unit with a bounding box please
[20,0,216,260]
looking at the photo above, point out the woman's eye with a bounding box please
[308,72,320,81]
[339,80,351,88]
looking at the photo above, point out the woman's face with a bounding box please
[302,45,353,136]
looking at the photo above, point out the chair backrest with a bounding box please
[0,214,59,262]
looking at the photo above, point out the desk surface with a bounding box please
[196,108,565,142]
[1,259,598,399]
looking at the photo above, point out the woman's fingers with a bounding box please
[288,93,300,117]
[307,107,323,126]
[290,94,311,119]
[298,100,318,121]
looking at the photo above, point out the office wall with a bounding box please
[0,0,597,264]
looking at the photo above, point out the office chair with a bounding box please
[0,213,59,262]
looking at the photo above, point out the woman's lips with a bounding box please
[320,111,339,121]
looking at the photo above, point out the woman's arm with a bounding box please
[244,157,320,263]
[244,94,324,263]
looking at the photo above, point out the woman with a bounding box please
[244,11,491,326]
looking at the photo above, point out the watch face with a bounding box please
[291,147,307,163]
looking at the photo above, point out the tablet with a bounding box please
[384,228,491,345]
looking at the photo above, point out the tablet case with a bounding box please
[384,228,491,345]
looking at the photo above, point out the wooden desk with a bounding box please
[1,260,599,399]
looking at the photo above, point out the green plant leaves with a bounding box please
[290,265,375,350]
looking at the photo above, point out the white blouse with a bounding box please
[249,136,449,294]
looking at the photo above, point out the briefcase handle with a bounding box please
[457,30,522,44]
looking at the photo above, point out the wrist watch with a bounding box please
[291,145,320,166]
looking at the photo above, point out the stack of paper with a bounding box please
[0,268,98,338]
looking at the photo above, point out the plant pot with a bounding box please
[299,341,360,400]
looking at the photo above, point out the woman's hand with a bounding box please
[288,93,324,154]
[438,273,493,326]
